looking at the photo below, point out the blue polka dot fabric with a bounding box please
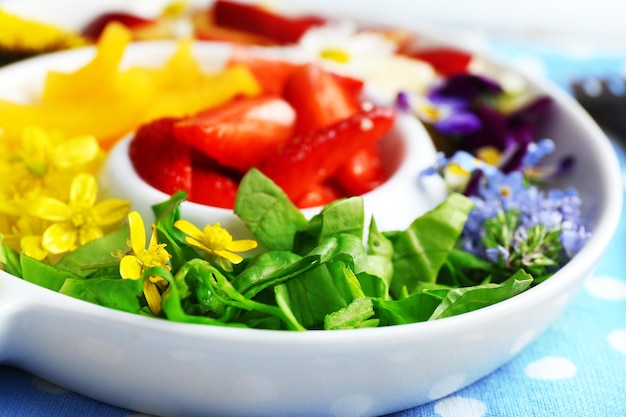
[2,39,626,417]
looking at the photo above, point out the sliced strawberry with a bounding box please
[296,182,344,208]
[129,117,192,195]
[192,9,274,46]
[189,166,239,209]
[81,12,160,40]
[406,48,473,76]
[228,47,299,95]
[212,0,326,44]
[258,106,396,201]
[331,73,365,99]
[335,145,389,196]
[173,96,296,173]
[283,63,363,135]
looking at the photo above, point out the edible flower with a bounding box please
[174,220,257,271]
[28,173,130,255]
[295,20,436,99]
[462,170,590,280]
[3,215,49,261]
[0,126,101,201]
[119,211,172,316]
[423,149,590,281]
[398,74,562,174]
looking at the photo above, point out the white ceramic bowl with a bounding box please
[0,10,622,417]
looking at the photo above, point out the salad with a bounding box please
[0,1,590,330]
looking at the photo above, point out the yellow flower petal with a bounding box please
[184,236,212,254]
[147,225,160,250]
[127,211,146,256]
[70,172,98,205]
[0,198,26,217]
[149,274,169,291]
[120,254,142,280]
[213,249,243,264]
[174,219,205,241]
[52,135,100,170]
[21,235,47,260]
[78,225,104,246]
[143,278,162,316]
[226,239,258,252]
[93,199,131,227]
[29,197,71,222]
[42,222,77,254]
[22,126,49,154]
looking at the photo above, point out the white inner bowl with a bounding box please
[100,104,448,240]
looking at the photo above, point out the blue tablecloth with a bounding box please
[1,38,626,417]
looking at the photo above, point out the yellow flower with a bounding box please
[174,220,257,271]
[0,215,49,260]
[28,172,130,254]
[119,211,172,315]
[15,216,48,260]
[0,126,101,200]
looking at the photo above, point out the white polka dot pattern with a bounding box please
[524,356,577,380]
[434,396,488,417]
[608,330,626,355]
[585,275,626,301]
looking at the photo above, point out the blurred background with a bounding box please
[2,0,626,84]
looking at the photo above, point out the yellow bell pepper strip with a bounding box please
[0,23,262,150]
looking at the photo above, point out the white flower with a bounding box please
[296,20,437,100]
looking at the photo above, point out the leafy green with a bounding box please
[9,169,550,331]
[293,197,364,255]
[388,193,473,298]
[0,239,22,277]
[21,254,81,291]
[428,270,533,320]
[59,276,143,313]
[234,168,307,251]
[55,227,127,277]
[324,298,379,330]
[277,261,364,329]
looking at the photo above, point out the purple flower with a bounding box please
[434,110,482,135]
[427,74,503,106]
[399,74,559,174]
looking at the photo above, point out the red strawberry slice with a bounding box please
[192,9,275,46]
[173,96,296,174]
[406,48,473,76]
[81,12,158,40]
[228,47,299,95]
[283,63,363,135]
[296,182,343,208]
[258,106,396,202]
[331,73,365,99]
[212,0,326,44]
[189,166,239,209]
[129,117,192,195]
[335,145,389,196]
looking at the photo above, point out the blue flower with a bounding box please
[460,170,590,279]
[422,149,590,280]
